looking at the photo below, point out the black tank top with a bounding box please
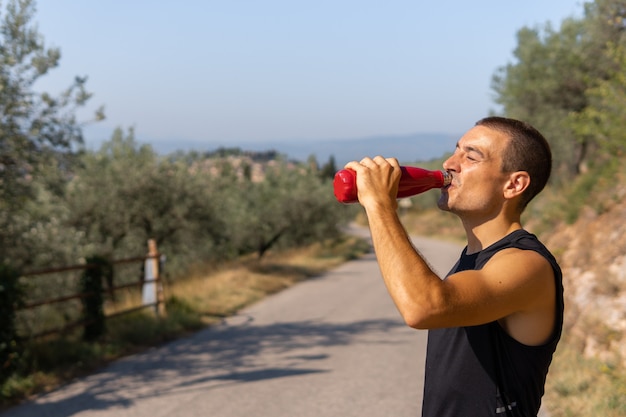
[421,229,564,417]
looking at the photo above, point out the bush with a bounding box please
[0,264,23,383]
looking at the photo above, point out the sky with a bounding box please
[33,1,585,152]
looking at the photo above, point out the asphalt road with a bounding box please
[3,231,550,417]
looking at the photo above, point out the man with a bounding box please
[344,117,563,417]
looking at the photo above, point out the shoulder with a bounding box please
[478,229,558,280]
[484,247,554,286]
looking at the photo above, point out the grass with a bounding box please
[0,234,370,409]
[545,337,626,416]
[527,156,624,235]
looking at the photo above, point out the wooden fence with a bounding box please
[15,239,166,340]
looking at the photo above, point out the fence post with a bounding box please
[143,239,166,317]
[81,256,111,341]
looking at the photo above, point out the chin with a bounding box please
[437,195,451,212]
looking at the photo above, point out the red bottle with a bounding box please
[333,166,451,204]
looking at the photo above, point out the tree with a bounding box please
[66,128,232,275]
[571,41,626,158]
[568,0,626,160]
[66,128,154,255]
[227,160,351,259]
[490,0,626,180]
[0,0,102,265]
[319,155,337,180]
[491,19,590,180]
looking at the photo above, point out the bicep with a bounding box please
[428,249,554,328]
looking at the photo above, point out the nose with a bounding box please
[442,152,458,172]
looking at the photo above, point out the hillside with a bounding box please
[151,132,458,167]
[402,170,626,371]
[544,180,626,369]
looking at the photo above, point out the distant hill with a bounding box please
[151,132,459,166]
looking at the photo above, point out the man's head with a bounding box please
[438,117,552,217]
[475,116,552,211]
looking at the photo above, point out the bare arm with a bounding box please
[345,157,556,344]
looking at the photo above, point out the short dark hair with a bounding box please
[475,116,552,210]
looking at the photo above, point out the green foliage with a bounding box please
[204,147,280,162]
[0,0,102,268]
[570,41,626,158]
[491,0,626,182]
[65,128,225,272]
[224,160,353,258]
[491,19,587,180]
[319,155,337,180]
[106,300,204,347]
[566,157,619,223]
[56,127,354,278]
[0,264,23,383]
[23,337,108,374]
[80,256,110,341]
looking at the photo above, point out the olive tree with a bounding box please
[226,160,352,259]
[0,0,102,266]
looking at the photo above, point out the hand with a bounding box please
[344,156,402,210]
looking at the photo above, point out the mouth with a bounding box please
[441,174,454,191]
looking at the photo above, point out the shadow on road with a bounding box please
[2,317,407,417]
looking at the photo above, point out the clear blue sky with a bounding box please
[34,1,584,150]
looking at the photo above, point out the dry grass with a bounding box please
[103,290,143,316]
[354,205,466,244]
[399,208,465,244]
[166,236,370,321]
[545,338,626,416]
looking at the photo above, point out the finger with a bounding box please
[387,158,400,166]
[344,160,364,171]
[386,157,400,168]
[371,156,400,173]
[372,155,387,164]
[359,156,376,166]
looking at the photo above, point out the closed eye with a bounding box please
[464,146,484,162]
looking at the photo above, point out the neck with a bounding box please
[462,215,523,254]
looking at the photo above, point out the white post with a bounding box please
[142,239,165,317]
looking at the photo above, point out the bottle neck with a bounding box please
[442,171,452,187]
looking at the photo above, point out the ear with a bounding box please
[503,171,530,200]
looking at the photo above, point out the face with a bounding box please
[437,125,511,219]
